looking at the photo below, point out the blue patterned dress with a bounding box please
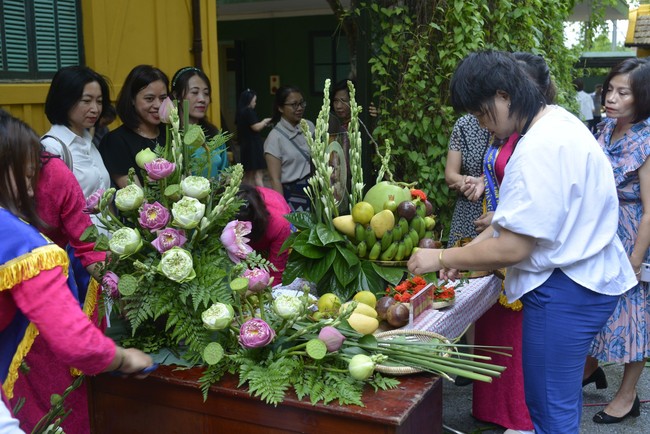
[589,116,650,363]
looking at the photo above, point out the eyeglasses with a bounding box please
[333,98,350,106]
[283,100,307,110]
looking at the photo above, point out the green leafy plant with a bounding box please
[353,1,585,238]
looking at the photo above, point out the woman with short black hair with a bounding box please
[408,50,636,433]
[42,65,112,199]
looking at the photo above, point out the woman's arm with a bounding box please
[12,266,152,375]
[251,117,271,133]
[265,154,283,195]
[629,158,650,277]
[408,226,535,276]
[444,150,465,190]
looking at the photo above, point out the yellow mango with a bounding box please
[332,215,356,238]
[369,209,395,239]
[340,301,378,319]
[347,313,380,335]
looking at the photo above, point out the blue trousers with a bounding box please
[521,269,619,434]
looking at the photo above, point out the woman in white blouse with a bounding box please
[41,66,112,199]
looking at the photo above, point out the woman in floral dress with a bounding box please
[445,114,490,247]
[588,58,650,425]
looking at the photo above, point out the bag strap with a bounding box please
[41,134,74,171]
[273,126,310,164]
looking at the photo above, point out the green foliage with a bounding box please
[358,0,582,237]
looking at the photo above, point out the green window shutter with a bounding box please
[2,0,30,73]
[1,0,82,79]
[34,0,58,72]
[54,0,81,67]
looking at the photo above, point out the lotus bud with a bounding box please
[158,247,196,282]
[242,268,271,294]
[138,201,170,231]
[201,302,234,331]
[144,158,176,180]
[272,294,303,320]
[348,354,375,380]
[318,326,346,352]
[171,196,206,229]
[84,189,105,214]
[109,227,143,257]
[101,271,120,298]
[239,318,275,349]
[135,148,158,169]
[151,227,187,253]
[181,176,211,199]
[158,97,176,124]
[114,184,144,212]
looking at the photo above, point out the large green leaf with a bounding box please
[354,260,386,293]
[333,256,358,287]
[293,237,331,259]
[336,244,360,267]
[307,227,324,247]
[316,223,344,245]
[284,211,314,230]
[309,248,337,283]
[370,262,407,286]
[281,251,309,285]
[279,231,299,253]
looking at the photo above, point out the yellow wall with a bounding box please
[626,5,650,58]
[0,0,220,134]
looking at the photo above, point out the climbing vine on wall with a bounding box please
[355,0,586,239]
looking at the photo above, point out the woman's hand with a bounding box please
[474,212,494,233]
[407,248,443,276]
[460,175,485,201]
[107,347,155,378]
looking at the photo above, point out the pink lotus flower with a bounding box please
[84,189,105,214]
[138,202,170,231]
[159,97,175,124]
[242,268,271,293]
[151,228,188,253]
[220,220,253,263]
[102,271,119,298]
[144,158,176,180]
[239,318,275,349]
[318,326,346,352]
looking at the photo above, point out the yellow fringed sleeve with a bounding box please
[1,243,69,398]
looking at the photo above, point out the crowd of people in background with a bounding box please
[2,53,649,434]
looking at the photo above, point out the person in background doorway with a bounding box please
[574,78,594,127]
[590,83,603,134]
[236,89,271,186]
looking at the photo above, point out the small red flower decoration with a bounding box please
[410,189,427,201]
[432,283,455,301]
[385,275,428,302]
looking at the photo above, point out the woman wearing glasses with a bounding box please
[264,85,315,212]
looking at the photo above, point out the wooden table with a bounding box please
[89,365,442,434]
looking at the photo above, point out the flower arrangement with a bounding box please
[82,92,506,407]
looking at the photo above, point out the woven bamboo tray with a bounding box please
[374,329,453,375]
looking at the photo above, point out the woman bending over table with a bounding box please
[408,50,636,434]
